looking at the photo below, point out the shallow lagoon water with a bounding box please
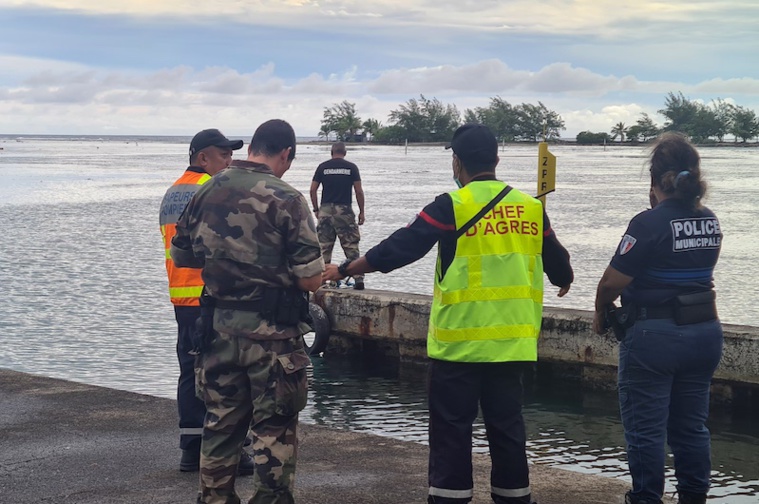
[1,136,757,502]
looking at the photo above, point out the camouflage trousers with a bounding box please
[195,334,310,504]
[316,203,363,281]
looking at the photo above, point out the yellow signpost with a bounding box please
[537,142,556,206]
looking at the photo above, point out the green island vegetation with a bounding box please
[319,92,759,146]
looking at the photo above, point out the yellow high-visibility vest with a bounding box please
[159,169,211,306]
[428,180,544,362]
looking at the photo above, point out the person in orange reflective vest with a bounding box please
[159,129,243,472]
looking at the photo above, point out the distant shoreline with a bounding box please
[1,134,757,149]
[303,140,759,148]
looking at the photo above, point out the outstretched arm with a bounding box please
[323,256,376,282]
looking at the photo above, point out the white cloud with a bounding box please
[3,1,755,37]
[0,54,91,82]
[370,60,526,94]
[560,104,654,137]
[370,60,645,97]
[694,77,759,96]
[1,53,758,137]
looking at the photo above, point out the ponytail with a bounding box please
[649,132,706,208]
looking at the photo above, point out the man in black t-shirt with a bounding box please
[310,142,366,289]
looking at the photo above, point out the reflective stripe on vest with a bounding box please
[160,171,211,306]
[428,180,544,363]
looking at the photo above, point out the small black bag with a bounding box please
[673,290,717,325]
[261,287,311,326]
[604,303,635,342]
[190,292,216,355]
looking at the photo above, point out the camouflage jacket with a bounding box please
[171,160,324,339]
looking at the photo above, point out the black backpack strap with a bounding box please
[455,185,513,239]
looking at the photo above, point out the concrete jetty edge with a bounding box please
[0,368,658,504]
[313,288,759,403]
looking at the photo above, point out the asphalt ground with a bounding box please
[0,369,665,504]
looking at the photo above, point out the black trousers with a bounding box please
[175,305,206,451]
[427,359,532,504]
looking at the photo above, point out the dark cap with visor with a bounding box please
[445,124,498,165]
[189,129,244,161]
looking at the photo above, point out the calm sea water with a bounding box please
[1,135,757,502]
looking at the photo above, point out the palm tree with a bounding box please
[318,124,331,141]
[611,122,627,142]
[362,118,381,141]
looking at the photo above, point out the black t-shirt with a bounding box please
[364,182,574,289]
[610,199,722,306]
[313,158,361,206]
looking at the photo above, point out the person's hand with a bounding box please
[358,211,365,225]
[557,284,570,297]
[592,310,606,335]
[322,263,344,282]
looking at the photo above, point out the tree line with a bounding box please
[320,95,565,144]
[579,92,759,145]
[320,92,759,145]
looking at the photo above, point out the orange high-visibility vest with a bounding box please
[159,168,211,306]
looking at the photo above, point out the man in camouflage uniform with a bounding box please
[309,142,365,289]
[171,119,324,504]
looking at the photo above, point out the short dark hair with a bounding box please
[248,119,296,160]
[331,142,346,155]
[649,132,706,208]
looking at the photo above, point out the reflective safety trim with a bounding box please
[432,324,538,342]
[165,248,172,259]
[179,427,203,435]
[169,286,204,299]
[440,286,543,305]
[428,487,474,498]
[491,485,531,498]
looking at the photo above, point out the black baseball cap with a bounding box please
[189,129,244,161]
[445,123,498,165]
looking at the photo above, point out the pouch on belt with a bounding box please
[674,290,717,325]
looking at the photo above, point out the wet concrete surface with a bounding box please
[0,369,666,504]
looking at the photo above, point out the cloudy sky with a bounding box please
[0,0,757,137]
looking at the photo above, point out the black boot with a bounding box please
[677,491,707,504]
[491,493,535,504]
[625,491,663,504]
[180,448,200,472]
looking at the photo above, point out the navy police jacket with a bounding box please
[611,199,722,307]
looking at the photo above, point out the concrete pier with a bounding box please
[312,288,759,399]
[0,369,649,503]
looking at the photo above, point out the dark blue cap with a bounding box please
[445,123,498,165]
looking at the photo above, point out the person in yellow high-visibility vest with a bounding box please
[159,129,247,472]
[324,124,574,504]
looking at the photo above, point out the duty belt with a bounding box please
[636,305,677,320]
[635,291,718,325]
[214,299,265,312]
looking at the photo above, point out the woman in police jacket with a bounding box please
[593,132,722,504]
